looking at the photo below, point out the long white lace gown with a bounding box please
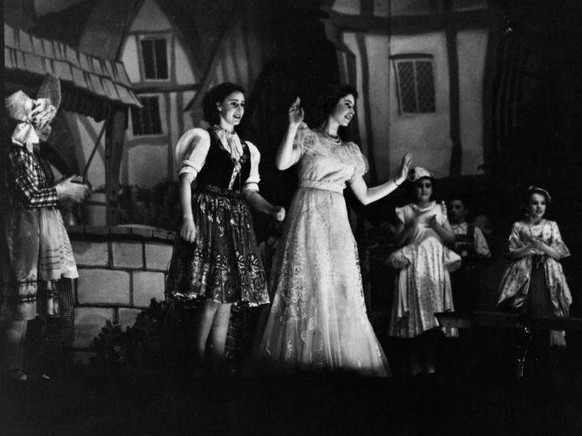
[258,124,390,377]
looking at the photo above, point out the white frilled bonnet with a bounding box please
[4,74,61,152]
[407,166,434,183]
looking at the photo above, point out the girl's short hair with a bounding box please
[202,82,245,125]
[314,84,358,124]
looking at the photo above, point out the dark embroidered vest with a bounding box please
[195,129,251,193]
[454,224,477,261]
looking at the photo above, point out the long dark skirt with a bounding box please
[165,188,269,307]
[523,264,553,318]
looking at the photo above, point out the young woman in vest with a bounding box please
[166,82,285,369]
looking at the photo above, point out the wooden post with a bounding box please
[444,0,462,176]
[104,106,128,226]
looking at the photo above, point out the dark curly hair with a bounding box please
[202,82,245,126]
[314,84,358,125]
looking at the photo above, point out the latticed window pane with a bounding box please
[397,62,417,113]
[154,39,168,79]
[131,96,163,136]
[141,38,169,80]
[141,40,156,79]
[394,57,436,114]
[415,61,435,112]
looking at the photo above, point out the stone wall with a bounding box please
[68,225,175,363]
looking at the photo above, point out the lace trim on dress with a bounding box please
[292,122,316,157]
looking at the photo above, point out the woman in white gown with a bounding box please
[258,84,412,376]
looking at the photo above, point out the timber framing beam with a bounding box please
[330,9,495,35]
[132,83,201,94]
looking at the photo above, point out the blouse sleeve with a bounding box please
[507,222,526,254]
[243,141,261,192]
[549,221,570,259]
[290,122,315,165]
[174,128,211,177]
[346,142,369,184]
[10,147,59,208]
[473,226,491,257]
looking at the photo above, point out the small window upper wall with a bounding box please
[118,0,199,189]
[391,54,436,115]
[131,95,164,136]
[120,0,197,87]
[329,0,490,179]
[139,36,170,82]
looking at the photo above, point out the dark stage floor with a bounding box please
[3,333,582,436]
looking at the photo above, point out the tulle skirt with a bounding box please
[258,185,390,377]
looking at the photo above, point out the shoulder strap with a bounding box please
[467,224,476,247]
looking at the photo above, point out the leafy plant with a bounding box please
[91,298,199,370]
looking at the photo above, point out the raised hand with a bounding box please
[31,99,57,130]
[427,214,438,230]
[524,233,544,250]
[288,97,304,128]
[399,152,413,181]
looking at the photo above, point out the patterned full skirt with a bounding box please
[166,188,269,306]
[0,207,77,321]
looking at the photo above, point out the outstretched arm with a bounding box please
[11,148,88,207]
[275,97,304,170]
[349,153,412,205]
[244,190,285,221]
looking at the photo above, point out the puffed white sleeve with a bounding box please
[549,220,570,259]
[289,122,316,165]
[346,142,369,184]
[174,128,211,177]
[395,206,406,224]
[243,141,261,192]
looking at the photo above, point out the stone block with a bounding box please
[152,229,168,240]
[112,241,143,269]
[109,226,132,235]
[144,242,173,271]
[77,269,130,305]
[74,307,115,348]
[133,271,165,308]
[72,240,109,267]
[66,225,84,236]
[119,307,143,329]
[84,225,109,235]
[131,226,153,238]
